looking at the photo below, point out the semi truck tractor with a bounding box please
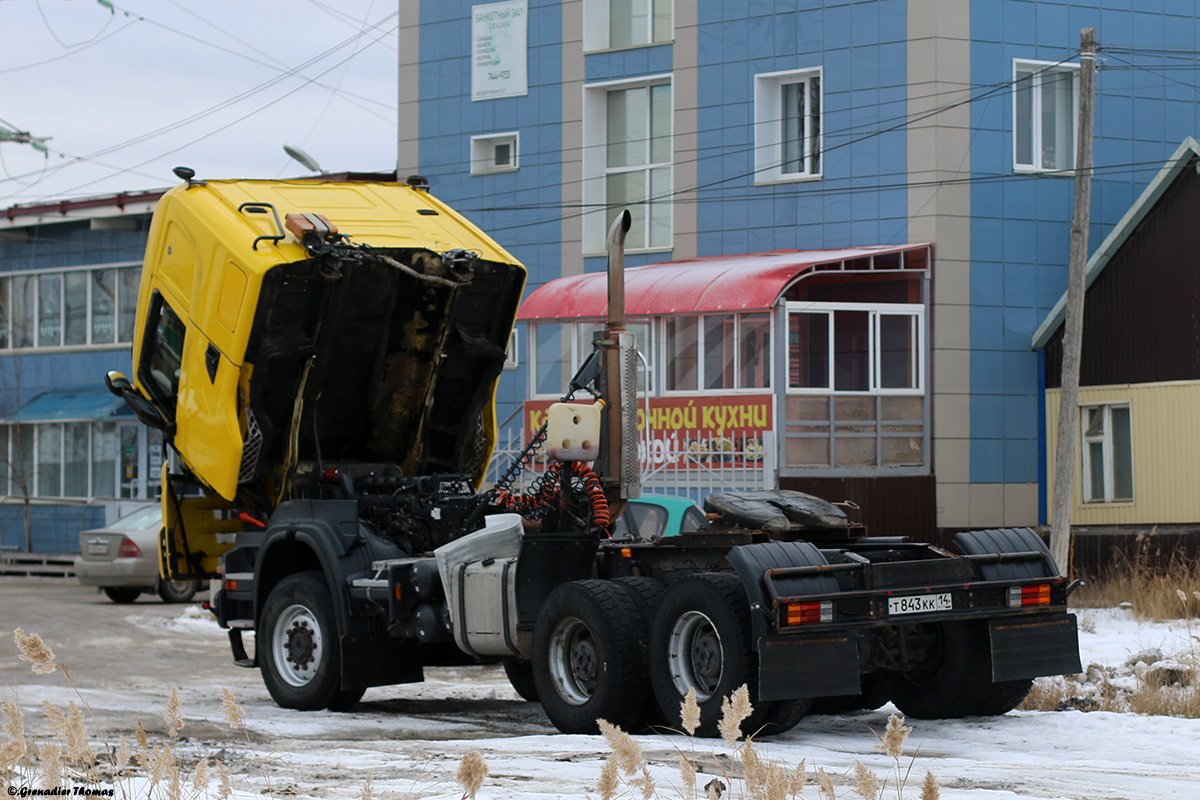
[105,170,1082,736]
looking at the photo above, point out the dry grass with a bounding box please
[6,628,492,800]
[1070,536,1200,622]
[597,688,940,800]
[1022,582,1199,717]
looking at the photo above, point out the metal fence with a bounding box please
[484,428,775,506]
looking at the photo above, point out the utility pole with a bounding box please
[1050,28,1096,575]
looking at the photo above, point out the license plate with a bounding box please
[888,592,952,616]
[87,540,108,555]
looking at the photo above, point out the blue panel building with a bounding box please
[396,0,1200,536]
[0,192,166,552]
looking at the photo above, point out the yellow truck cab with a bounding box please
[108,173,525,581]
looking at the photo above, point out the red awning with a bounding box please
[517,244,931,320]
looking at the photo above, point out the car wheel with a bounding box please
[156,578,199,603]
[103,587,142,604]
[532,579,649,734]
[259,572,364,711]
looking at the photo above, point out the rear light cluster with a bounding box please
[1008,584,1051,608]
[117,537,141,558]
[783,600,833,626]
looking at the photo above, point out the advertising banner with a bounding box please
[524,394,773,470]
[471,0,528,101]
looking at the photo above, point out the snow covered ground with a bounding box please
[5,594,1200,800]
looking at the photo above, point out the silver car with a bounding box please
[74,505,199,603]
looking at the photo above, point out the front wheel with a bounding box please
[532,580,648,734]
[259,572,363,711]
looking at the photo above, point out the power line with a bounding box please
[23,19,399,203]
[0,12,399,198]
[0,17,139,75]
[472,56,1085,234]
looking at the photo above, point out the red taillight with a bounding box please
[1008,584,1051,607]
[784,600,833,626]
[117,537,142,558]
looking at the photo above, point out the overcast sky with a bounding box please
[0,0,399,207]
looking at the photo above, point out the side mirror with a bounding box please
[105,370,133,395]
[104,370,170,432]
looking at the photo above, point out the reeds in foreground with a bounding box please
[596,686,940,800]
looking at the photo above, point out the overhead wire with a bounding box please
[33,0,116,49]
[0,17,139,75]
[471,54,1087,233]
[0,11,399,198]
[141,2,393,114]
[22,18,400,202]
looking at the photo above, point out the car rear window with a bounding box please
[108,506,163,532]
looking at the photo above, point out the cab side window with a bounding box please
[139,293,186,419]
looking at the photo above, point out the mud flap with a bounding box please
[990,613,1082,681]
[758,633,861,702]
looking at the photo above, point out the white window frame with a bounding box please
[0,263,141,353]
[582,0,673,52]
[581,75,674,255]
[754,68,823,184]
[1012,58,1080,173]
[0,420,157,500]
[1080,403,1134,504]
[659,313,773,396]
[529,319,655,398]
[785,302,925,396]
[503,328,519,370]
[470,132,520,175]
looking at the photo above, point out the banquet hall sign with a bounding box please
[471,0,528,100]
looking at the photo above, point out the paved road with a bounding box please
[1,576,552,797]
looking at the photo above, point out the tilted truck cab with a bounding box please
[109,174,1082,737]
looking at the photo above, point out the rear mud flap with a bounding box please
[990,613,1082,682]
[758,633,860,702]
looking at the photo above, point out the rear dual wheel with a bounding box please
[883,620,1031,719]
[532,580,649,733]
[649,573,807,738]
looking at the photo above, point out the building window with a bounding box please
[0,265,141,351]
[504,328,519,370]
[530,320,654,397]
[787,303,923,394]
[662,313,771,393]
[754,68,822,183]
[582,77,673,254]
[1081,404,1132,503]
[583,0,672,52]
[0,421,159,499]
[471,132,519,175]
[1014,60,1078,172]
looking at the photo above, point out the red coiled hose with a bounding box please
[496,461,610,534]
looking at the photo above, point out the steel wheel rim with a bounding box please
[667,610,723,701]
[274,603,324,688]
[165,580,191,597]
[548,616,598,706]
